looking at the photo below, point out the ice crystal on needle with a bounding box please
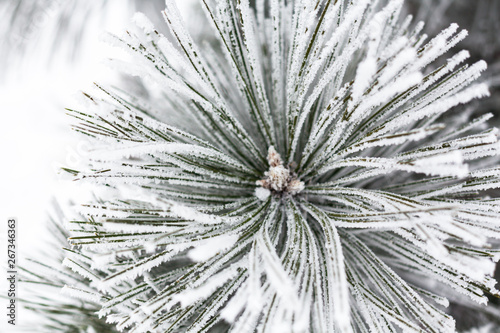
[24,0,500,332]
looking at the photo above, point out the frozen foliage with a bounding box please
[19,205,119,333]
[29,0,500,332]
[0,0,167,80]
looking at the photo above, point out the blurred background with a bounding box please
[0,0,195,331]
[0,0,499,331]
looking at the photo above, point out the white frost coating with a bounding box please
[413,150,468,177]
[91,252,120,269]
[220,285,249,323]
[351,0,402,103]
[133,12,155,34]
[378,48,416,86]
[447,49,471,70]
[247,243,262,311]
[339,125,443,158]
[374,82,489,138]
[352,72,424,121]
[254,187,271,201]
[411,23,466,72]
[238,0,275,146]
[62,258,98,282]
[470,167,500,178]
[170,203,239,224]
[61,285,102,304]
[256,232,299,307]
[173,264,240,306]
[103,221,177,234]
[89,142,252,173]
[319,154,468,178]
[352,57,377,103]
[96,245,188,290]
[86,327,97,333]
[188,234,239,262]
[304,203,352,333]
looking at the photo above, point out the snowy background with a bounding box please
[0,1,196,331]
[0,0,499,332]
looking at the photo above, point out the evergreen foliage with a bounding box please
[21,0,500,332]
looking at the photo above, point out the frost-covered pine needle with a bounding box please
[26,0,500,332]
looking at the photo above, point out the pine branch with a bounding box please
[22,0,500,332]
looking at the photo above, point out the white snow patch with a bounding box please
[255,187,271,201]
[188,234,239,262]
